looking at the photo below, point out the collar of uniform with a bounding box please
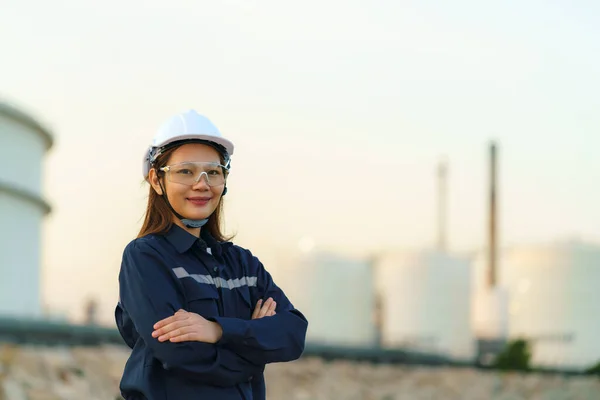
[165,224,199,254]
[200,228,224,257]
[200,227,235,257]
[165,224,232,255]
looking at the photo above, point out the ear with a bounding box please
[148,168,164,195]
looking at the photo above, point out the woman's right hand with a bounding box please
[251,297,276,319]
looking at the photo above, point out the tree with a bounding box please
[585,361,600,375]
[493,338,531,371]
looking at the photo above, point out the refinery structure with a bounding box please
[0,102,53,318]
[1,100,598,371]
[288,142,600,370]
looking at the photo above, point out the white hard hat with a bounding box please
[142,110,235,178]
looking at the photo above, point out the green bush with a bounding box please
[585,361,600,375]
[493,338,531,371]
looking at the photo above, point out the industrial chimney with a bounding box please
[487,142,498,288]
[473,140,508,342]
[437,158,448,252]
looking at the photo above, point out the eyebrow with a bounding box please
[174,161,221,165]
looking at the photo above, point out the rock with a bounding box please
[2,378,27,400]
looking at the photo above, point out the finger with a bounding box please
[258,298,273,318]
[251,299,263,319]
[152,317,191,338]
[257,298,270,318]
[267,310,276,317]
[153,310,187,329]
[154,315,177,330]
[268,300,277,314]
[169,332,197,343]
[152,320,185,338]
[158,326,191,342]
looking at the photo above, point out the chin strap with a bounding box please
[158,180,210,228]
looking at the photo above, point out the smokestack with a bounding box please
[488,142,498,288]
[437,158,448,252]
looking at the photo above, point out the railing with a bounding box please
[0,316,122,346]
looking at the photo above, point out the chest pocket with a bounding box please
[182,278,220,318]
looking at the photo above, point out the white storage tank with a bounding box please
[0,103,53,317]
[375,250,476,361]
[471,286,509,340]
[501,241,600,369]
[470,250,510,340]
[284,251,377,347]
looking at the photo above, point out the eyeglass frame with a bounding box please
[158,161,230,187]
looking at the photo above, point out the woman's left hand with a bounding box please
[152,309,223,343]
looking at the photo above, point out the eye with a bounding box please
[175,168,193,175]
[207,169,222,176]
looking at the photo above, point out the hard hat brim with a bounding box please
[142,134,234,179]
[154,134,234,157]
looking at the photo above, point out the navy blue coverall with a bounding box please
[115,224,308,399]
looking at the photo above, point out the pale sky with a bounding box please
[2,0,599,325]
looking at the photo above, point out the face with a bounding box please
[149,143,225,226]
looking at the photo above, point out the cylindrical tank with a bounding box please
[501,241,600,369]
[375,250,476,361]
[471,249,510,340]
[472,286,510,341]
[284,251,377,347]
[0,103,53,317]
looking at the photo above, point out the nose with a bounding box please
[191,172,210,190]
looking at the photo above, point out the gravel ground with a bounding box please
[265,357,600,400]
[1,344,599,400]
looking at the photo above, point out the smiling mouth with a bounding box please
[187,197,212,205]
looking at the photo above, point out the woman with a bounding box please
[115,110,308,400]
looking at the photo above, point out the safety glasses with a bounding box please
[159,161,229,187]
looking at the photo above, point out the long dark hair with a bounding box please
[137,146,232,241]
